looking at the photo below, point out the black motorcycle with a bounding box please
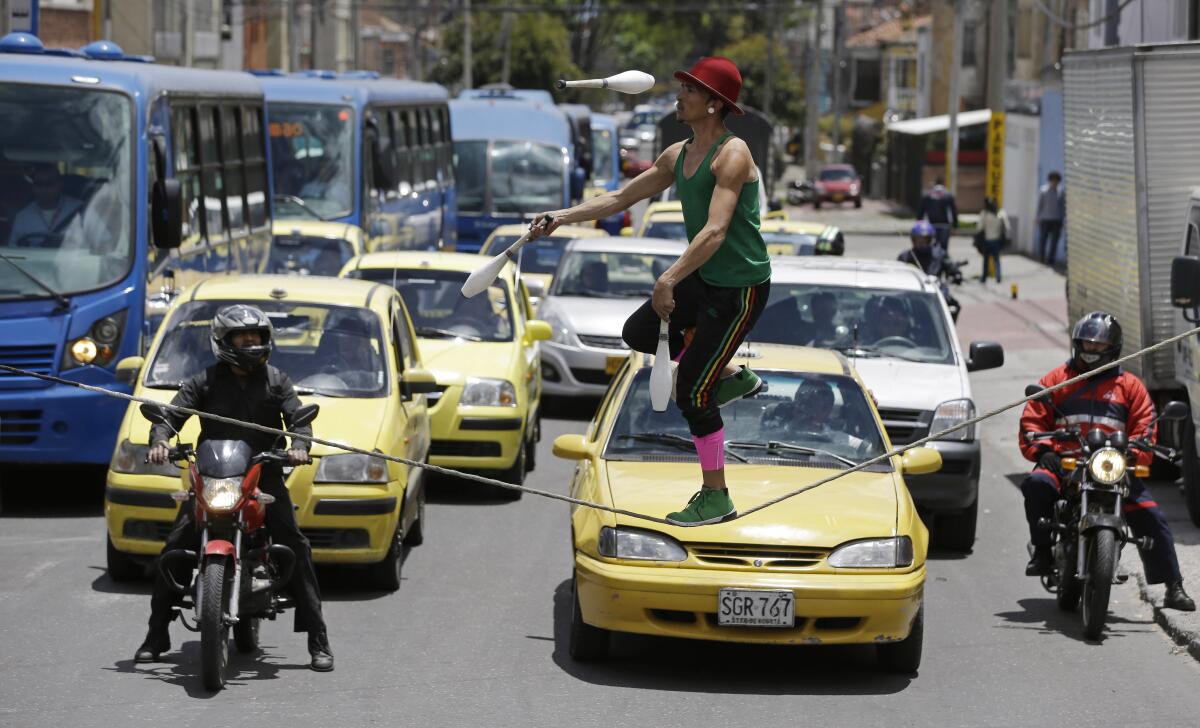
[1023,386,1186,638]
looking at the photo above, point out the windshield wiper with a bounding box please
[726,439,857,467]
[0,252,69,310]
[272,194,330,221]
[617,432,748,463]
[415,326,484,342]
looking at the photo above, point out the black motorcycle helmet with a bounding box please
[1071,311,1122,372]
[210,304,274,371]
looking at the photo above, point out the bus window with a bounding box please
[441,107,454,186]
[242,106,269,229]
[172,105,201,242]
[198,106,227,241]
[419,108,436,189]
[220,106,246,232]
[429,107,444,185]
[454,140,486,214]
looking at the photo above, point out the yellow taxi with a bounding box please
[104,275,437,591]
[553,344,939,671]
[625,200,687,241]
[340,252,551,497]
[479,223,607,306]
[760,219,845,257]
[266,219,367,276]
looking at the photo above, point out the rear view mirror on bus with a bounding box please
[151,179,183,250]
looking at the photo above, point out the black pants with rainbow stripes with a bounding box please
[622,272,769,438]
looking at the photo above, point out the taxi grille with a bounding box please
[687,543,828,570]
[123,519,173,542]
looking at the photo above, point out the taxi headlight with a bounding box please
[827,537,914,568]
[314,453,389,483]
[460,377,517,407]
[1088,447,1127,485]
[931,399,976,441]
[598,527,687,561]
[201,476,242,512]
[110,439,180,477]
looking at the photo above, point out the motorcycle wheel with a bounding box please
[1081,529,1117,640]
[1181,417,1200,528]
[1055,544,1081,612]
[233,616,260,654]
[199,555,231,691]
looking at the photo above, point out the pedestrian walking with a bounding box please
[978,196,1009,283]
[916,175,957,253]
[1036,171,1065,265]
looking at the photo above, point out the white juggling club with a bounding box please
[556,70,655,95]
[649,320,672,412]
[461,218,552,298]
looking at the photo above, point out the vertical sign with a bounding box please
[7,0,38,36]
[986,111,1006,207]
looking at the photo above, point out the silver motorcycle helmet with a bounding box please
[210,304,274,370]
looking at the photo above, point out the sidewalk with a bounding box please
[783,196,979,237]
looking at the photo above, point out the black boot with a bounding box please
[1164,581,1196,612]
[1025,546,1053,576]
[134,626,171,663]
[308,629,334,672]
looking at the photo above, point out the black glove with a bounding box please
[1036,449,1061,473]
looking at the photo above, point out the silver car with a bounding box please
[536,237,686,397]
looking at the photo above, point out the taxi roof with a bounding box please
[271,218,362,241]
[645,201,683,216]
[346,250,520,280]
[186,274,390,312]
[645,211,685,222]
[769,256,936,292]
[632,342,853,376]
[760,219,832,235]
[488,224,607,238]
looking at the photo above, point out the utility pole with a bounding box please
[946,0,964,198]
[803,0,823,176]
[985,0,1007,111]
[499,10,513,84]
[310,0,319,69]
[182,0,193,67]
[830,0,846,162]
[463,0,473,89]
[763,0,774,118]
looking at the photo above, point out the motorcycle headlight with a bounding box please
[314,453,389,483]
[1088,447,1127,485]
[827,537,914,568]
[931,398,975,441]
[459,377,517,407]
[598,527,687,561]
[201,476,242,513]
[537,304,575,345]
[110,439,181,477]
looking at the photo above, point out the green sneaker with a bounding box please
[666,487,737,526]
[715,366,764,408]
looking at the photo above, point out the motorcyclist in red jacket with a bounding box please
[1018,312,1194,611]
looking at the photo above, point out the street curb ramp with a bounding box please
[1134,571,1200,662]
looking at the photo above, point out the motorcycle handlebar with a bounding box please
[252,450,292,464]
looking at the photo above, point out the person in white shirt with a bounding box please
[978,196,1009,283]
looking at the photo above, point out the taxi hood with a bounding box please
[602,460,900,545]
[417,339,517,385]
[302,395,390,457]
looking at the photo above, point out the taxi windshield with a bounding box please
[0,84,133,300]
[550,250,677,298]
[146,300,388,397]
[762,232,819,255]
[352,268,514,342]
[642,219,688,241]
[484,234,576,274]
[605,369,890,469]
[266,233,354,277]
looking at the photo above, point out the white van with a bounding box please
[752,257,1004,551]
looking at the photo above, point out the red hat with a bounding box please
[674,56,744,116]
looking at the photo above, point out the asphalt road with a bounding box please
[1,228,1198,728]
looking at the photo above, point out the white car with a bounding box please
[750,257,1004,552]
[537,237,686,397]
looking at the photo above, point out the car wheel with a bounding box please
[496,446,525,500]
[107,534,143,582]
[877,603,923,674]
[936,498,977,553]
[367,527,404,592]
[404,484,425,547]
[854,197,863,208]
[814,200,822,210]
[524,423,537,474]
[568,574,610,661]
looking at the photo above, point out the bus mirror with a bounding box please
[373,135,400,191]
[151,179,183,249]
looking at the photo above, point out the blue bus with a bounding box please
[588,112,628,235]
[0,33,273,466]
[257,71,455,254]
[449,95,575,252]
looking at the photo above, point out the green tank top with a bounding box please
[674,132,771,288]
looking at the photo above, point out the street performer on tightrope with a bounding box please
[530,56,771,525]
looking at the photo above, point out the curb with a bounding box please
[1133,571,1200,661]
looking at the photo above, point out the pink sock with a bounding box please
[692,428,725,471]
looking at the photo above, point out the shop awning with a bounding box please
[885,108,993,135]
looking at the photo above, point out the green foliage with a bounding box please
[432,8,581,92]
[715,33,805,126]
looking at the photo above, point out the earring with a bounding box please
[707,107,715,115]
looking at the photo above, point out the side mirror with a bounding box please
[1159,400,1189,422]
[526,320,553,342]
[115,356,145,386]
[966,341,1004,372]
[620,227,634,237]
[1024,384,1044,399]
[139,402,170,426]
[290,403,320,429]
[900,447,942,475]
[552,433,591,461]
[1171,256,1200,318]
[151,179,183,250]
[402,368,441,397]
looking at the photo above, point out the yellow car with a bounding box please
[479,223,607,305]
[341,251,551,497]
[553,344,939,671]
[626,200,687,241]
[104,275,437,591]
[267,219,367,276]
[760,219,845,257]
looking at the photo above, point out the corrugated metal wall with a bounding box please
[1063,50,1143,377]
[1136,48,1200,386]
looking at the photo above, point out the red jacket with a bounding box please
[1019,363,1156,467]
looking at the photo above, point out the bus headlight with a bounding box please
[1088,447,1127,485]
[63,310,127,370]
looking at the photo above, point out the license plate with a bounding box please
[717,588,795,628]
[604,355,625,375]
[832,193,844,202]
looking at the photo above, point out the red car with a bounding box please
[813,164,862,209]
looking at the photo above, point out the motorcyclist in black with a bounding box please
[899,220,962,319]
[133,304,334,672]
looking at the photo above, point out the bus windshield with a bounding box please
[591,128,615,186]
[0,84,133,299]
[268,103,354,219]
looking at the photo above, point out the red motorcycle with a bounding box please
[141,402,318,691]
